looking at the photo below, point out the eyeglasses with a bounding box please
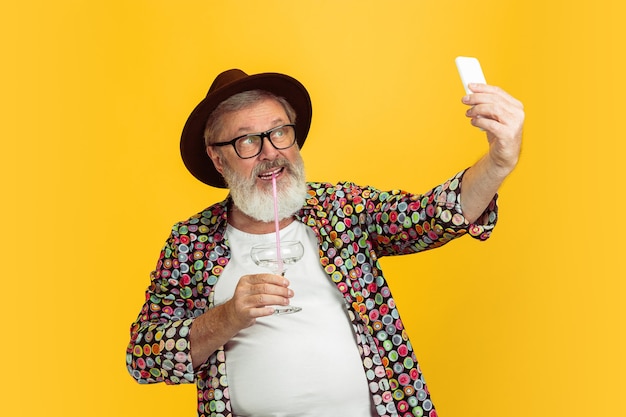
[210,124,297,159]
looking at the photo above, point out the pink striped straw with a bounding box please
[272,173,284,274]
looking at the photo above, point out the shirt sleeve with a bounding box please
[363,168,498,257]
[125,224,201,385]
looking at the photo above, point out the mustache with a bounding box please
[251,157,292,178]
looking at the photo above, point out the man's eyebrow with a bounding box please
[233,118,288,136]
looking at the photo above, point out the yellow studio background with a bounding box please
[2,1,624,416]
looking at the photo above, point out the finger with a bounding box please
[250,292,293,309]
[470,115,503,134]
[469,111,518,140]
[234,275,294,305]
[463,91,508,108]
[227,291,292,327]
[467,83,501,94]
[243,273,290,287]
[464,85,523,109]
[250,306,279,318]
[238,306,276,328]
[466,103,505,123]
[246,278,294,299]
[466,100,524,128]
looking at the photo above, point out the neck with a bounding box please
[227,203,295,234]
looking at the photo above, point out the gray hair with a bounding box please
[203,90,297,147]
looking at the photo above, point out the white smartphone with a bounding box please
[455,56,487,94]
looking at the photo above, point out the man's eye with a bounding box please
[241,136,260,145]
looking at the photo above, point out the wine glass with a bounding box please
[250,240,304,315]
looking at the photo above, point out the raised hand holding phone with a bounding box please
[456,56,524,177]
[452,56,525,224]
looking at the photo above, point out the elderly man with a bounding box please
[126,68,524,417]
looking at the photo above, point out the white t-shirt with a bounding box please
[213,221,376,417]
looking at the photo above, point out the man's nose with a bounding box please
[257,135,280,159]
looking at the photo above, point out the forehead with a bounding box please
[221,98,290,137]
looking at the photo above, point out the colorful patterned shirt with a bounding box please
[126,170,498,417]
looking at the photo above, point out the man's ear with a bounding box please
[206,146,224,174]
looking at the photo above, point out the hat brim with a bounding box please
[180,71,312,188]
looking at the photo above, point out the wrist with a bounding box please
[486,153,517,180]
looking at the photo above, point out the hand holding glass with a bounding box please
[250,240,303,315]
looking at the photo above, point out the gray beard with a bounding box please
[222,155,308,223]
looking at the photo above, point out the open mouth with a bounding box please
[257,167,284,180]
